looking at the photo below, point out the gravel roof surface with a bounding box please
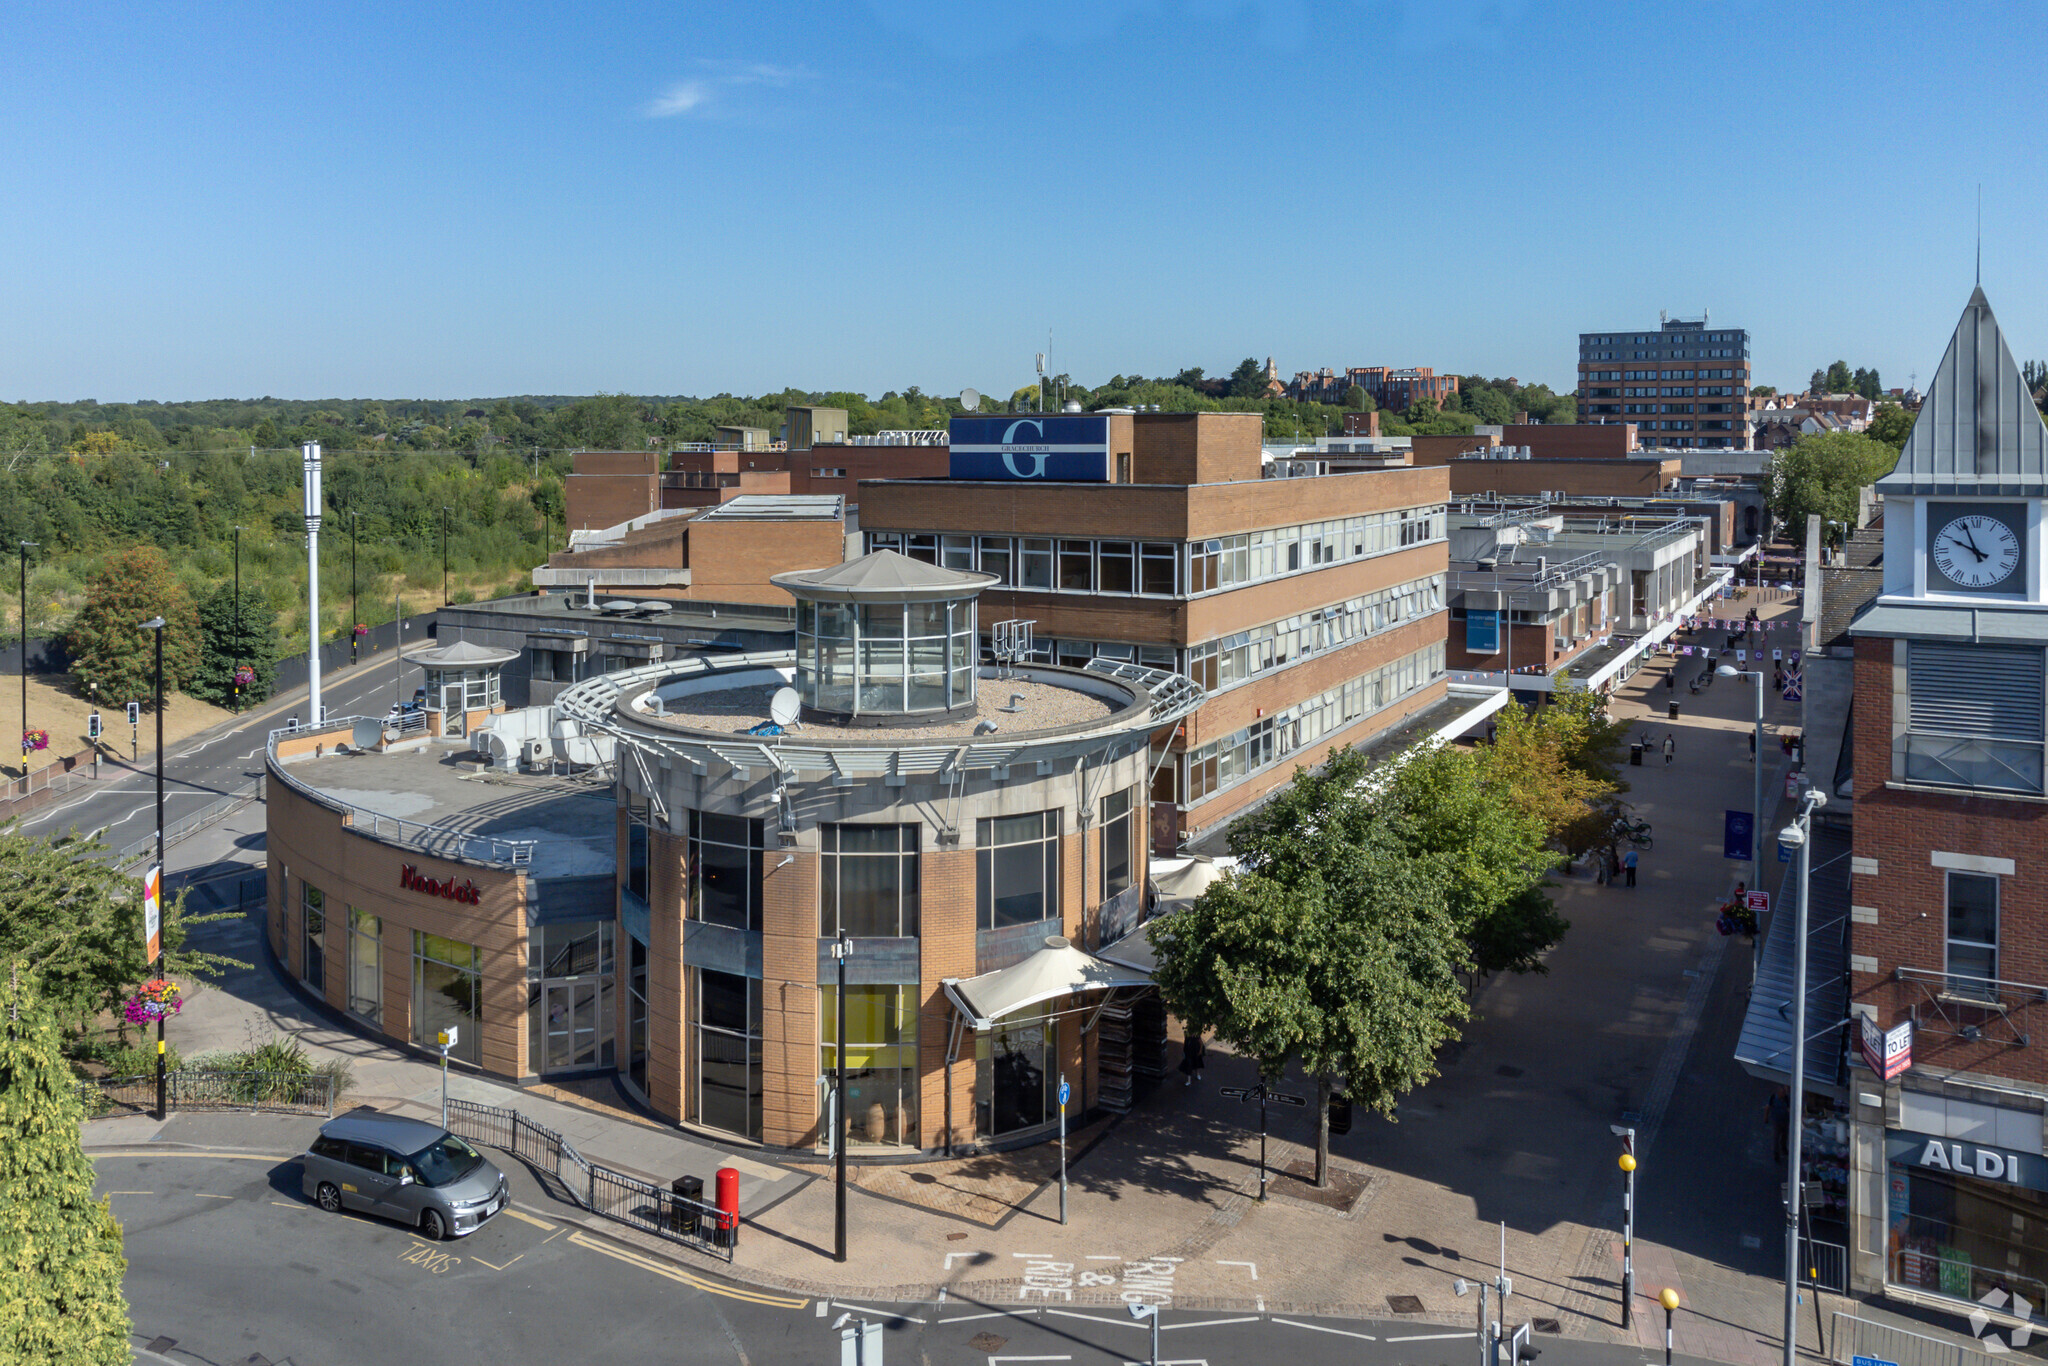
[646,677,1115,740]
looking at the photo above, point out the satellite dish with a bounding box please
[770,686,800,727]
[960,388,981,412]
[352,719,383,750]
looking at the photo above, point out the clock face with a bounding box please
[1931,513,2022,590]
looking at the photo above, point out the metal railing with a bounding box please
[77,1070,335,1118]
[111,775,265,870]
[446,1098,732,1261]
[1803,1235,1849,1294]
[1831,1312,2005,1366]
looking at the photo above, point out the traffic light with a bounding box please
[87,711,101,740]
[1327,1092,1353,1137]
[126,702,139,727]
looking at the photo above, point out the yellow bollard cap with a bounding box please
[1660,1288,1681,1311]
[1619,1152,1637,1172]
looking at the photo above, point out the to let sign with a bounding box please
[1859,1016,1913,1081]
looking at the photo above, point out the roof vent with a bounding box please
[1044,934,1070,950]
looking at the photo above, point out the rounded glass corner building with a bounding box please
[560,549,1204,1154]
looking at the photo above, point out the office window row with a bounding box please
[1182,640,1445,802]
[1184,574,1444,694]
[989,635,1176,673]
[1189,505,1445,594]
[867,532,1180,597]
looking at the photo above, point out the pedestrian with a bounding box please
[1607,847,1622,886]
[1749,729,1757,762]
[1662,733,1675,766]
[1178,1031,1206,1087]
[1623,847,1638,887]
[1766,1087,1791,1161]
[1666,669,1676,693]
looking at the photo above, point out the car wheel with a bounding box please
[316,1183,342,1213]
[421,1208,448,1241]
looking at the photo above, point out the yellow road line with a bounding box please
[89,1149,290,1161]
[104,1190,154,1196]
[471,1253,525,1271]
[270,1201,310,1210]
[502,1207,557,1232]
[193,1193,234,1200]
[565,1231,806,1309]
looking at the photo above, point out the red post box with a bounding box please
[715,1165,740,1247]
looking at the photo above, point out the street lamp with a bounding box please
[1717,662,1766,862]
[1775,787,1827,1366]
[441,506,453,606]
[302,442,323,726]
[830,929,852,1263]
[232,526,244,712]
[18,540,35,769]
[140,615,167,1120]
[349,511,360,666]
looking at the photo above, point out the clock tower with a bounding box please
[1839,289,2048,1302]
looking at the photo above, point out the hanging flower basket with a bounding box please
[353,623,370,637]
[234,665,256,687]
[124,978,183,1025]
[22,728,48,753]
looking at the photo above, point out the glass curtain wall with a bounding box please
[976,1003,1057,1137]
[821,824,921,937]
[301,883,326,989]
[525,921,616,1074]
[795,596,978,717]
[412,932,481,1066]
[1100,789,1134,901]
[821,984,919,1148]
[976,812,1061,928]
[689,812,763,931]
[692,968,763,1140]
[347,908,380,1023]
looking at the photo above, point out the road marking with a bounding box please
[1084,1254,1123,1261]
[502,1207,556,1231]
[104,1190,154,1196]
[469,1252,525,1271]
[1162,1317,1258,1330]
[815,1300,828,1317]
[565,1231,806,1309]
[193,1193,234,1199]
[987,1357,1070,1363]
[1012,1252,1053,1259]
[1272,1318,1377,1341]
[269,1201,309,1210]
[88,1149,291,1161]
[834,1302,923,1324]
[1215,1259,1257,1279]
[1043,1309,1142,1328]
[941,1309,1035,1324]
[945,1251,987,1269]
[399,1241,462,1275]
[1256,1297,1265,1313]
[1387,1332,1472,1341]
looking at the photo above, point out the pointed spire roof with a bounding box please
[1878,287,2048,495]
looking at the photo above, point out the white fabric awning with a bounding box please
[943,935,1153,1029]
[1149,855,1236,905]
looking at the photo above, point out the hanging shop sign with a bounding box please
[400,863,482,905]
[1887,1128,2044,1191]
[1858,1015,1913,1080]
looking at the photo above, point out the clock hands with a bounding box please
[1947,532,1988,563]
[1960,523,1990,560]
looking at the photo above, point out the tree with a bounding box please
[0,963,132,1365]
[1808,368,1827,397]
[189,580,281,707]
[1752,385,1778,398]
[65,547,201,709]
[1823,360,1853,394]
[1869,402,1916,449]
[1152,747,1469,1186]
[1227,358,1267,399]
[1851,367,1883,401]
[1342,384,1370,411]
[1173,367,1205,389]
[1484,691,1628,857]
[1770,431,1897,534]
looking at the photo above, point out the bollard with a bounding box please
[715,1166,740,1249]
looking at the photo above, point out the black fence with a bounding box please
[269,611,441,700]
[446,1097,733,1261]
[77,1070,336,1118]
[0,635,67,676]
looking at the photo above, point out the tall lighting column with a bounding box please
[302,442,323,725]
[1776,786,1826,1366]
[831,929,851,1263]
[18,540,34,768]
[1717,662,1766,861]
[232,526,244,711]
[140,616,166,1118]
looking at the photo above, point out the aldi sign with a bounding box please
[950,415,1111,481]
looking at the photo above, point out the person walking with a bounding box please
[1766,1087,1791,1161]
[1749,729,1758,762]
[1623,847,1639,887]
[1607,847,1622,887]
[1178,1031,1206,1087]
[1662,733,1676,766]
[1666,668,1676,693]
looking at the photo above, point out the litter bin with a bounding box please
[1668,701,1680,720]
[1630,741,1643,766]
[671,1175,704,1235]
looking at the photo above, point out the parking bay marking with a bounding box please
[1272,1319,1376,1342]
[1387,1331,1473,1342]
[564,1231,807,1309]
[502,1207,556,1232]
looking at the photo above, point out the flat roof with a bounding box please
[654,676,1112,741]
[696,494,844,521]
[282,747,616,879]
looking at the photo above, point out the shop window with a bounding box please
[347,907,380,1024]
[976,1003,1056,1136]
[821,984,919,1148]
[627,938,648,1095]
[976,812,1061,929]
[821,824,920,938]
[689,811,763,931]
[301,883,325,990]
[1947,872,1999,997]
[692,968,762,1140]
[1100,788,1134,901]
[412,932,480,1066]
[1889,1143,2048,1309]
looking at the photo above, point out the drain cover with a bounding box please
[144,1339,177,1356]
[1533,1318,1562,1334]
[968,1332,1007,1352]
[1388,1294,1426,1314]
[1496,1065,1524,1078]
[946,1231,968,1241]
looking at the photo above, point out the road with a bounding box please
[17,654,426,862]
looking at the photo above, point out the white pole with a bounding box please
[303,442,323,725]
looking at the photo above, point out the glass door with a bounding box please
[544,982,601,1070]
[441,684,467,737]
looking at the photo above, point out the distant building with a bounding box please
[1286,365,1460,410]
[1577,316,1752,449]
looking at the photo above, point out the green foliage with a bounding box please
[1824,360,1854,394]
[1770,431,1898,532]
[0,964,131,1364]
[186,1031,355,1103]
[1868,403,1916,449]
[64,547,202,707]
[1752,385,1778,398]
[1465,883,1571,980]
[190,579,280,707]
[1342,384,1370,411]
[1451,375,1576,427]
[1227,358,1269,399]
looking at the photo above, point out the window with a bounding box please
[301,882,326,990]
[978,536,1013,585]
[625,791,651,902]
[628,937,648,1094]
[1100,788,1135,901]
[821,984,919,1148]
[1140,542,1177,595]
[1904,643,2046,794]
[977,811,1061,929]
[1947,872,1999,997]
[527,921,616,1072]
[693,968,762,1140]
[348,908,380,1024]
[1097,541,1135,594]
[1020,538,1054,590]
[1058,540,1094,591]
[976,1002,1055,1136]
[412,932,480,1066]
[821,824,921,937]
[941,534,975,572]
[689,812,764,930]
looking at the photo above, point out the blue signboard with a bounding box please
[1465,609,1501,654]
[1725,809,1753,861]
[949,415,1111,481]
[1058,1078,1071,1108]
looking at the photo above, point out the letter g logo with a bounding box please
[999,419,1049,477]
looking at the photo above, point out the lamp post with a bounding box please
[302,442,323,726]
[140,615,166,1119]
[1777,787,1826,1366]
[349,511,360,666]
[441,506,452,606]
[1717,663,1766,862]
[232,526,244,711]
[18,540,34,770]
[831,929,851,1263]
[1613,1125,1637,1328]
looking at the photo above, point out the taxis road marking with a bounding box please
[470,1252,526,1271]
[564,1231,806,1308]
[104,1190,154,1196]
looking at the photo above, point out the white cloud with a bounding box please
[642,63,805,119]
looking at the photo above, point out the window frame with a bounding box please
[820,823,922,938]
[975,811,1062,930]
[1945,870,1999,997]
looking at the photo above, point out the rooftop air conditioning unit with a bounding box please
[521,738,549,771]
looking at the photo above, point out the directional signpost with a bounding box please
[1058,1073,1071,1225]
[1219,1081,1306,1201]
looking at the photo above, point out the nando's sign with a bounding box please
[400,864,482,906]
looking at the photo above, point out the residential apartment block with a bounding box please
[1288,365,1461,410]
[1578,316,1753,449]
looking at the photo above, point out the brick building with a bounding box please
[859,410,1462,847]
[1288,365,1460,410]
[1577,316,1753,449]
[1826,288,2048,1310]
[536,494,848,605]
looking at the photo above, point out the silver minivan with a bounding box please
[301,1111,508,1240]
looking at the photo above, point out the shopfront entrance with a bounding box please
[1886,1129,2048,1312]
[526,921,615,1077]
[541,980,603,1071]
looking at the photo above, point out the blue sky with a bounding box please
[4,2,2044,404]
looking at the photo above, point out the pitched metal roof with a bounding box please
[409,638,520,667]
[770,549,995,601]
[1877,287,2048,496]
[1734,821,1851,1094]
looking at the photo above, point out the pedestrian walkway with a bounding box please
[83,588,1988,1366]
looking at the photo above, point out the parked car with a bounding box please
[301,1111,507,1240]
